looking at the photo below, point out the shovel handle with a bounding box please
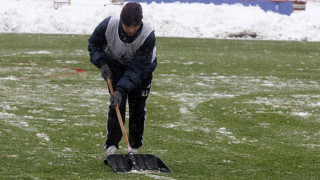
[107,78,132,152]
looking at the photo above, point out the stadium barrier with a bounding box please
[127,0,309,15]
[292,1,306,11]
[53,0,71,9]
[111,0,125,5]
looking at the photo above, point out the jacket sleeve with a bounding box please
[88,17,111,69]
[116,31,157,94]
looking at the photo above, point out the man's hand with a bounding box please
[110,91,122,106]
[101,64,112,81]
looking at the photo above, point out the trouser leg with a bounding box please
[105,94,127,149]
[104,67,127,150]
[128,78,152,149]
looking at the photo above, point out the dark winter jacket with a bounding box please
[88,16,157,94]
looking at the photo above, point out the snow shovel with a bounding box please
[104,78,172,173]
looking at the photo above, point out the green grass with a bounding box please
[0,33,320,179]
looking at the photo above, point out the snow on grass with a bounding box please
[162,123,180,129]
[6,154,18,158]
[28,109,44,114]
[153,71,319,144]
[216,127,240,144]
[292,112,312,117]
[179,107,191,114]
[1,111,38,131]
[158,73,319,115]
[0,76,19,81]
[62,147,73,152]
[20,121,30,127]
[145,174,176,180]
[0,110,16,117]
[261,82,275,87]
[183,61,194,65]
[1,105,18,110]
[310,102,320,107]
[194,82,207,86]
[25,50,52,54]
[36,133,50,142]
[258,122,270,128]
[1,31,320,179]
[65,60,79,64]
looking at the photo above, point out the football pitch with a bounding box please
[0,33,319,179]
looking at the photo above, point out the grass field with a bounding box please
[0,33,320,179]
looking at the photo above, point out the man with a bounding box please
[88,2,157,159]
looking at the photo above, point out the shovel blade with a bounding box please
[105,154,172,173]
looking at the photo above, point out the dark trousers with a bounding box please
[104,66,152,150]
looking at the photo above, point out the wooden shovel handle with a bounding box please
[107,78,132,151]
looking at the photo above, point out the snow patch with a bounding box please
[310,102,320,107]
[292,112,312,117]
[62,147,72,152]
[179,107,191,114]
[25,51,51,54]
[7,154,18,158]
[145,174,176,180]
[36,133,50,141]
[0,110,16,117]
[65,61,79,64]
[0,76,19,81]
[163,123,179,128]
[217,127,240,143]
[1,105,18,110]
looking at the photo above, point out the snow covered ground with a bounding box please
[1,0,320,41]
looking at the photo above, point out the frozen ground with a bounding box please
[0,32,319,178]
[0,0,320,41]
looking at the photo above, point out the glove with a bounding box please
[101,64,112,80]
[110,91,122,106]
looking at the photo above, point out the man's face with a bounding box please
[122,23,140,37]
